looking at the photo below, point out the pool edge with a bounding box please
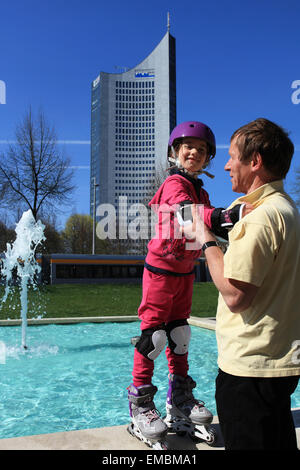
[0,315,216,329]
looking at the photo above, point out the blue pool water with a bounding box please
[0,322,299,440]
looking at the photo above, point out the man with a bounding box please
[183,118,300,450]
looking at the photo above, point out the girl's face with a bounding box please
[177,137,208,173]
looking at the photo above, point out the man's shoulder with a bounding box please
[253,191,298,223]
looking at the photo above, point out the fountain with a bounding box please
[0,210,45,349]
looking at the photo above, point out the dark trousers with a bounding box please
[215,369,299,450]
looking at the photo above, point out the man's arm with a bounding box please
[177,201,253,240]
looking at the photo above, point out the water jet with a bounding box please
[0,210,45,349]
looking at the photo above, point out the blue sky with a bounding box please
[0,0,299,229]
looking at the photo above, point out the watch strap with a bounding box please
[202,241,219,252]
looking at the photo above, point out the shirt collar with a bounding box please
[228,180,284,209]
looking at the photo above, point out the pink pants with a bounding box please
[132,268,194,387]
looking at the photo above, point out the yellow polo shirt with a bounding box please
[216,180,300,377]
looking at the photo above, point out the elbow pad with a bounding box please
[211,204,245,239]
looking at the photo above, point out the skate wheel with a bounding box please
[189,428,217,446]
[152,440,168,450]
[206,429,217,446]
[190,429,216,446]
[127,423,134,437]
[160,441,168,450]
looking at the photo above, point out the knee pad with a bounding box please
[166,319,191,355]
[135,325,167,361]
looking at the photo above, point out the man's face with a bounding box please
[225,136,253,194]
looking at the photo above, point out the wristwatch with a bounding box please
[202,241,219,253]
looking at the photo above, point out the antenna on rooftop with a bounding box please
[167,12,170,32]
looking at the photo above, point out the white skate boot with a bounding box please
[165,374,216,446]
[127,383,168,449]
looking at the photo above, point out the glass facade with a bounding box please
[90,31,176,217]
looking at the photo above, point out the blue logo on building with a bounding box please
[135,72,155,78]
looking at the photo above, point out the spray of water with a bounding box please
[0,210,46,349]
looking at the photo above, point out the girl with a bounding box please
[127,121,244,447]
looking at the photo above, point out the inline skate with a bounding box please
[164,374,216,446]
[127,383,168,450]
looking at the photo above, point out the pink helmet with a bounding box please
[168,121,216,159]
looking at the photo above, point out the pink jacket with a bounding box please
[145,174,214,274]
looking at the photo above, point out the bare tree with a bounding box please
[133,162,168,254]
[147,161,169,199]
[0,107,75,220]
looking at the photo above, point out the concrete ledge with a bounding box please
[0,315,215,328]
[188,316,216,331]
[0,316,139,326]
[0,410,299,450]
[0,416,223,450]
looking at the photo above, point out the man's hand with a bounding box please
[181,204,215,246]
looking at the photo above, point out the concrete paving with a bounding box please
[0,415,222,450]
[0,411,299,450]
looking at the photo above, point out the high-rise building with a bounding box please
[90,28,176,219]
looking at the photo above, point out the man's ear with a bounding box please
[251,152,263,171]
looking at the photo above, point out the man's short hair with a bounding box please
[231,118,294,179]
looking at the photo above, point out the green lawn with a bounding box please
[0,282,218,320]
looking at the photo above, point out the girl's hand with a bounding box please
[181,204,215,246]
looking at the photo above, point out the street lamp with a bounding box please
[92,177,99,255]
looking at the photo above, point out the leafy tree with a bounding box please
[40,221,65,254]
[62,214,92,253]
[62,214,109,254]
